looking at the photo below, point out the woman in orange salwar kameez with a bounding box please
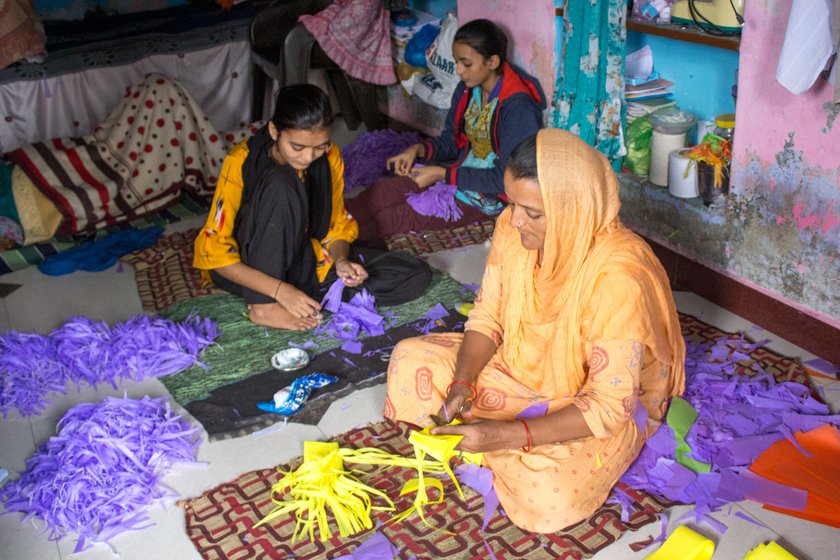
[384,129,686,533]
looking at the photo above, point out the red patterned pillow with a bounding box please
[0,0,47,71]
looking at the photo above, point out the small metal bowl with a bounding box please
[270,348,310,372]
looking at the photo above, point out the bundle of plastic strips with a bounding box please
[405,181,463,221]
[255,441,444,542]
[316,287,386,341]
[387,424,482,529]
[254,426,484,543]
[0,396,200,553]
[0,314,219,417]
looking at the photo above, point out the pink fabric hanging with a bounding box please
[300,0,397,85]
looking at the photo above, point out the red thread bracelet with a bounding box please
[518,418,532,452]
[446,380,478,400]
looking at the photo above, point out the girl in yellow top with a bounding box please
[194,84,430,331]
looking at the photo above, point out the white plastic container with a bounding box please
[649,107,697,187]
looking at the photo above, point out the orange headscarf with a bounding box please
[492,129,685,399]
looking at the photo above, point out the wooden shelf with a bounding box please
[626,19,740,51]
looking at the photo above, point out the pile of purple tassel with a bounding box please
[1,396,200,552]
[0,315,219,417]
[341,129,422,196]
[406,181,463,221]
[614,335,840,524]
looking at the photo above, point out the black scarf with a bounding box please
[240,126,332,241]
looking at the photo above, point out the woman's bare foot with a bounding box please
[249,302,320,331]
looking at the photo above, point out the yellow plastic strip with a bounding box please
[742,541,798,560]
[645,525,715,560]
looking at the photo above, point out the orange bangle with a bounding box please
[518,418,532,452]
[446,380,478,400]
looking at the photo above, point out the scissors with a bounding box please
[429,398,472,427]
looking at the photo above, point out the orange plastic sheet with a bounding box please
[748,424,840,528]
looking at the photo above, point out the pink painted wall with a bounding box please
[457,0,556,103]
[734,1,839,172]
[728,0,840,324]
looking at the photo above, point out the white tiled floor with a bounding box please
[1,119,838,558]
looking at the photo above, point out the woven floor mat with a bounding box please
[384,220,495,257]
[121,227,222,312]
[182,420,674,560]
[180,312,817,559]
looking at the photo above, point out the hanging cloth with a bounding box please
[300,0,397,85]
[552,0,627,167]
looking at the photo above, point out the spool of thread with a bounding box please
[668,148,699,198]
[650,130,687,186]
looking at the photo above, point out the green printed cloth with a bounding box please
[159,270,468,406]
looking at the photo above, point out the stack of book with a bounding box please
[625,74,675,122]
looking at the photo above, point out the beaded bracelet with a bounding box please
[446,380,478,400]
[518,418,532,453]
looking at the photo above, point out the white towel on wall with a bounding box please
[776,0,836,95]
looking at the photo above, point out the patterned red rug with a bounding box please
[180,313,817,559]
[121,227,222,311]
[182,420,673,560]
[384,220,495,257]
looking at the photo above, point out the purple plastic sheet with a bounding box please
[0,315,219,417]
[618,335,840,518]
[406,182,463,221]
[340,130,422,196]
[0,396,200,552]
[335,531,399,560]
[413,304,451,334]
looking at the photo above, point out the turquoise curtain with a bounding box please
[552,0,626,168]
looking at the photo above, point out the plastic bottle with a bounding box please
[713,113,735,142]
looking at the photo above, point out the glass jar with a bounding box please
[713,113,735,142]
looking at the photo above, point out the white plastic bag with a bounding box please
[423,13,459,106]
[409,72,453,109]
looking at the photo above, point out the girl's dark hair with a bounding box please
[271,83,334,131]
[453,19,507,71]
[506,134,538,181]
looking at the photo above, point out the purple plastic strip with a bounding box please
[734,510,767,528]
[455,463,499,530]
[778,426,813,458]
[342,341,363,355]
[739,469,808,511]
[483,540,498,560]
[320,278,346,313]
[700,514,728,534]
[803,358,839,374]
[516,402,549,419]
